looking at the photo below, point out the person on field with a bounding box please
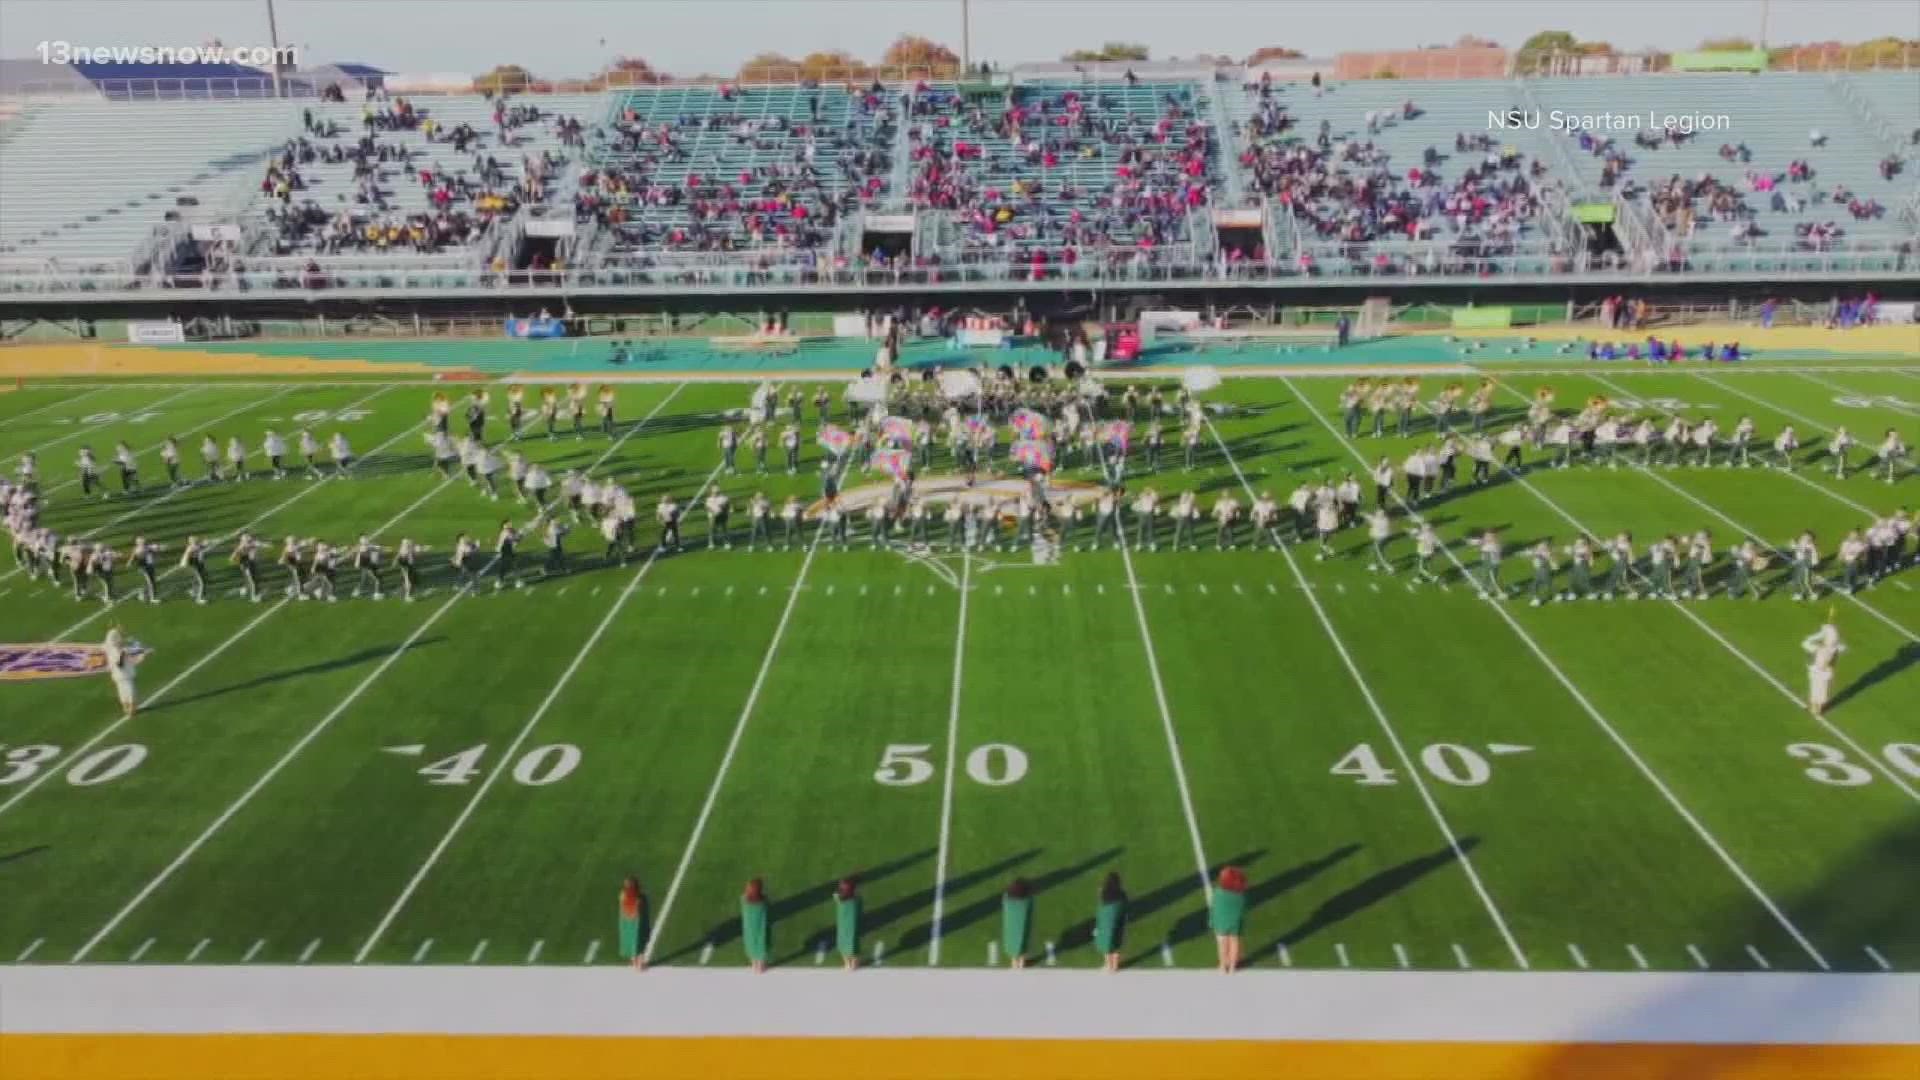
[1802,617,1844,718]
[618,876,650,971]
[1094,872,1127,973]
[1211,865,1247,973]
[103,625,139,719]
[741,877,772,973]
[835,877,862,971]
[1001,877,1034,970]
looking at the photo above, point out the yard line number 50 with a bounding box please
[874,743,1028,787]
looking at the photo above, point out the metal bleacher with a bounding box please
[0,99,300,269]
[1527,72,1919,262]
[589,83,897,255]
[906,79,1223,256]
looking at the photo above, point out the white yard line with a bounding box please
[1627,944,1649,970]
[0,386,108,429]
[1796,372,1920,417]
[1863,945,1892,972]
[1282,375,1833,972]
[1585,375,1920,648]
[14,386,202,460]
[1489,376,1920,805]
[14,938,45,963]
[185,939,210,963]
[927,552,971,966]
[1116,540,1215,909]
[1,386,386,585]
[354,464,725,964]
[644,538,821,965]
[1204,410,1528,970]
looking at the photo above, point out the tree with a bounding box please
[882,34,961,75]
[1062,42,1150,62]
[1244,46,1305,65]
[586,55,665,90]
[473,64,535,93]
[1454,35,1499,49]
[1698,37,1755,52]
[1371,68,1400,79]
[1515,29,1579,69]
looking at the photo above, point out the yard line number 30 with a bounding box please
[1786,742,1920,787]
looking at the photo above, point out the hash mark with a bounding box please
[243,940,265,963]
[691,587,700,597]
[412,939,433,964]
[1160,943,1174,967]
[526,940,544,964]
[859,585,867,596]
[1864,946,1892,972]
[1568,944,1589,969]
[127,938,155,963]
[186,939,210,963]
[699,941,714,965]
[1393,943,1410,969]
[1233,583,1244,594]
[298,939,320,964]
[826,584,836,596]
[874,941,887,967]
[814,941,826,966]
[1745,945,1770,970]
[583,940,601,964]
[1452,943,1471,969]
[1627,944,1648,970]
[15,938,44,963]
[1043,941,1056,967]
[988,942,999,966]
[760,586,768,595]
[1686,944,1709,970]
[469,940,488,964]
[1278,944,1291,967]
[1266,582,1278,594]
[1336,943,1350,968]
[1097,583,1105,594]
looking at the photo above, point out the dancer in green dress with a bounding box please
[1094,872,1127,973]
[835,877,862,972]
[618,876,649,971]
[741,878,771,974]
[1002,878,1034,970]
[1211,866,1248,973]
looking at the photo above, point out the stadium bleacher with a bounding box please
[0,64,1912,294]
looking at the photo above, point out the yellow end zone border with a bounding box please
[3,1035,1916,1080]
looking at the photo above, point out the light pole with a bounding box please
[962,0,972,74]
[264,0,284,97]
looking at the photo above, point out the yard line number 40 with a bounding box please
[1330,743,1532,787]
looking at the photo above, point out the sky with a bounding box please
[0,0,1914,77]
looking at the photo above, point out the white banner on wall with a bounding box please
[126,320,185,345]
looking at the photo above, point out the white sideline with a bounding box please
[1203,411,1528,970]
[926,552,970,965]
[355,463,727,963]
[4,966,1914,1044]
[1280,376,1832,972]
[67,384,693,959]
[1115,542,1215,908]
[644,536,823,964]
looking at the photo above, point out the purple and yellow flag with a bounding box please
[870,448,913,481]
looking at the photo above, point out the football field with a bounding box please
[1,363,1917,978]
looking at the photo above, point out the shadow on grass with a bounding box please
[662,846,940,967]
[1251,838,1479,964]
[893,847,1121,956]
[143,637,448,714]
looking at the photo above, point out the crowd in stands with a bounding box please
[246,94,579,260]
[575,82,897,253]
[1238,78,1549,275]
[902,80,1219,271]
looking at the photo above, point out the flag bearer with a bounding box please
[835,878,862,973]
[1802,618,1844,718]
[741,878,772,974]
[1001,879,1034,971]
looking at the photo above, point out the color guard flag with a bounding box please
[870,448,913,480]
[1010,408,1050,439]
[1103,420,1132,452]
[817,424,854,453]
[881,416,916,447]
[1011,439,1054,472]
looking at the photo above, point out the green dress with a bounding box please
[740,897,771,964]
[835,895,863,960]
[617,895,649,961]
[1001,894,1034,959]
[1209,888,1246,936]
[1093,897,1126,955]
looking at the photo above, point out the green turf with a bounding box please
[0,366,1916,974]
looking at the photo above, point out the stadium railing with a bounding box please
[1,236,1910,298]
